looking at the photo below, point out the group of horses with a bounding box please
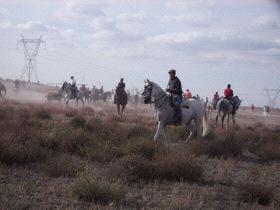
[46,82,113,106]
[46,82,132,116]
[0,79,242,144]
[46,82,142,115]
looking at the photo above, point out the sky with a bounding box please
[0,0,280,106]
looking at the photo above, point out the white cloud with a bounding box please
[254,15,280,28]
[16,21,53,32]
[117,11,147,22]
[90,17,115,31]
[0,21,11,29]
[162,14,210,27]
[147,30,280,52]
[54,0,105,20]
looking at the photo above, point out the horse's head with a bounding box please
[141,79,153,104]
[233,96,242,111]
[62,81,67,90]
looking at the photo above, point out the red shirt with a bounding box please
[224,88,233,98]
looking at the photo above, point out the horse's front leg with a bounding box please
[215,112,219,123]
[117,104,120,115]
[154,121,164,142]
[195,119,203,139]
[222,114,226,128]
[232,114,235,126]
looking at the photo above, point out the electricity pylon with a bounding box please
[17,34,46,83]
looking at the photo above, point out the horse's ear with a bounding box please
[147,79,151,84]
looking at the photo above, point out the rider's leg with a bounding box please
[175,96,183,122]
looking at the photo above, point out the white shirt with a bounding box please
[70,78,76,85]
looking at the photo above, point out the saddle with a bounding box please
[169,95,189,109]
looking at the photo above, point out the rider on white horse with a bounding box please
[224,84,236,113]
[70,76,77,98]
[166,69,183,125]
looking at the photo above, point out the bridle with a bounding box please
[142,83,167,107]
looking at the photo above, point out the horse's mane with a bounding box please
[150,81,165,93]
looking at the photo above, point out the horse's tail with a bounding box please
[202,98,209,137]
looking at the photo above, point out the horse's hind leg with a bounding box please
[123,105,126,115]
[186,121,195,142]
[215,112,219,123]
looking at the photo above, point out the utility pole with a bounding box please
[17,34,46,83]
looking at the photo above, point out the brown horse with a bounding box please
[0,82,6,101]
[115,87,127,115]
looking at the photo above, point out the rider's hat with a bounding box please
[168,69,176,74]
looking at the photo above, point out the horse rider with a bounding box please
[183,89,192,99]
[166,69,183,125]
[224,84,235,113]
[100,86,104,95]
[80,84,86,95]
[118,78,126,90]
[70,76,77,97]
[213,91,220,109]
[114,78,126,103]
[14,79,20,90]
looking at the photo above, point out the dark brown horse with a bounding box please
[0,82,6,101]
[115,88,127,115]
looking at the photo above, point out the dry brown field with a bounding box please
[0,83,280,209]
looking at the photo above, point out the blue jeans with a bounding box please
[174,95,182,121]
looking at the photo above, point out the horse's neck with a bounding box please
[151,83,168,110]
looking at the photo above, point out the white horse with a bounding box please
[141,80,209,144]
[215,96,241,128]
[61,82,84,107]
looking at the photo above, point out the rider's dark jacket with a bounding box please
[167,77,183,96]
[117,82,125,90]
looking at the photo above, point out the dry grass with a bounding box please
[238,183,274,206]
[0,101,280,209]
[70,170,125,204]
[42,153,84,177]
[189,132,242,159]
[114,154,203,183]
